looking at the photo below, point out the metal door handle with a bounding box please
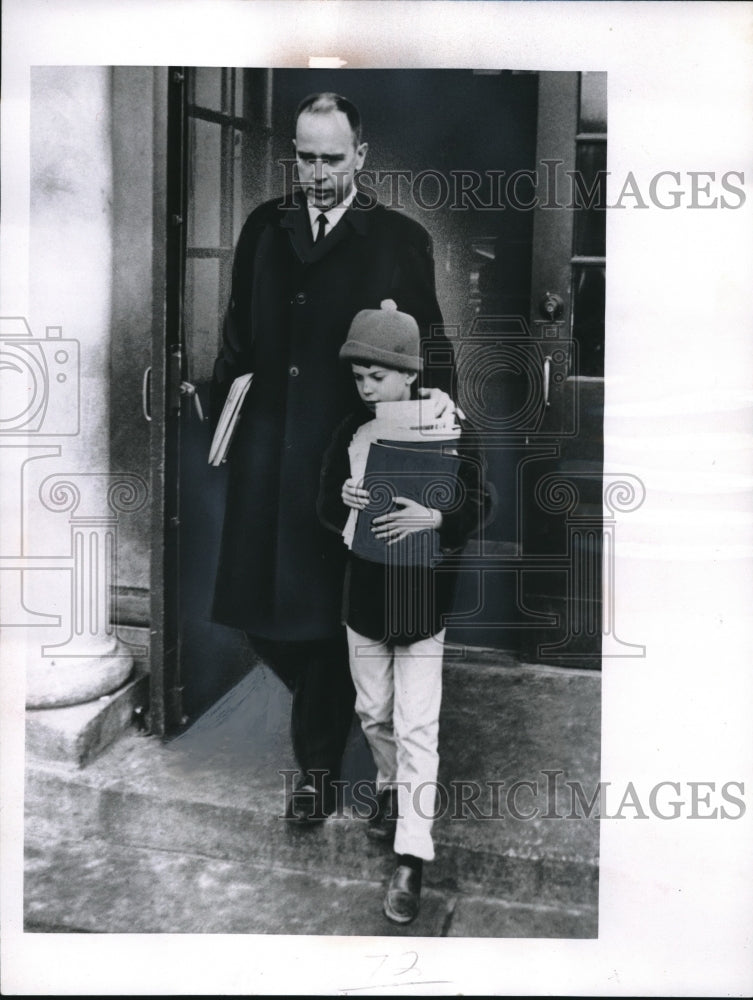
[540,291,564,321]
[142,366,152,422]
[543,355,552,408]
[180,380,205,422]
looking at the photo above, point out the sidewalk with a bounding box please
[25,648,600,937]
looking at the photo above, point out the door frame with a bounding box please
[146,68,608,733]
[149,66,187,736]
[520,70,606,668]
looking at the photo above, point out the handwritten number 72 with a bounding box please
[367,952,420,979]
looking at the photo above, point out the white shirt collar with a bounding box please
[307,186,357,239]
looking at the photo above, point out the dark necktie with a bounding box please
[315,213,328,243]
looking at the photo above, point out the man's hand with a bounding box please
[371,497,443,545]
[417,387,465,421]
[342,478,370,510]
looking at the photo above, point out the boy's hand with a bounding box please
[372,497,443,545]
[417,387,466,422]
[342,478,370,510]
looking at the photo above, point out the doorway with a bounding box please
[155,68,605,732]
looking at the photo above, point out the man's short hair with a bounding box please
[295,92,363,146]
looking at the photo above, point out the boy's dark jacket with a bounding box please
[318,409,494,643]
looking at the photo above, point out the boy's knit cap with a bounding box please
[339,299,423,372]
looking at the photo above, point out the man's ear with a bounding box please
[406,372,418,385]
[356,141,369,169]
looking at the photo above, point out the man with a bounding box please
[210,92,455,822]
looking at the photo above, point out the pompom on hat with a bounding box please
[339,299,423,372]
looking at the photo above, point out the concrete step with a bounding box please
[25,651,600,935]
[435,653,600,907]
[24,837,596,938]
[23,837,453,937]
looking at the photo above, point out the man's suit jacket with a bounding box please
[210,190,455,639]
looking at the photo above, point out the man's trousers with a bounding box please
[248,632,356,796]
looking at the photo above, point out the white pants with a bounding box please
[346,626,445,861]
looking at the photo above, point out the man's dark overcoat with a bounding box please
[210,191,454,640]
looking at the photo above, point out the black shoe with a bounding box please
[367,787,399,843]
[284,776,331,825]
[383,861,422,925]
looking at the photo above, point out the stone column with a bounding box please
[23,66,135,709]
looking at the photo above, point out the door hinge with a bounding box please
[167,686,188,728]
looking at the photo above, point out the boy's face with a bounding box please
[351,364,417,411]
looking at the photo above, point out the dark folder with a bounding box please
[352,438,461,566]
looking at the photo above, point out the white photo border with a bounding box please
[2,1,753,996]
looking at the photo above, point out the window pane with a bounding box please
[579,72,607,133]
[233,129,245,242]
[187,118,222,248]
[184,258,221,383]
[193,67,223,112]
[571,264,605,378]
[573,140,607,258]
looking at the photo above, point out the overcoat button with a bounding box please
[294,292,307,305]
[289,365,300,377]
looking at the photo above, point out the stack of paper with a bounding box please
[208,373,254,466]
[372,397,461,442]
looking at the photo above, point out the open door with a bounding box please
[150,67,278,732]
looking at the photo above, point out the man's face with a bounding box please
[294,110,368,210]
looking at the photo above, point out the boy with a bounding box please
[318,300,490,924]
